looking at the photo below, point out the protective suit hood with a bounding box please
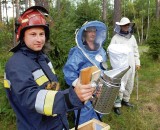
[114,23,135,39]
[75,21,107,54]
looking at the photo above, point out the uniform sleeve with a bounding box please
[63,49,85,86]
[107,35,116,58]
[5,59,40,110]
[109,35,117,45]
[35,86,83,116]
[132,35,140,66]
[5,58,83,117]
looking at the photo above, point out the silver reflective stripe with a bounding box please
[48,62,53,69]
[4,73,6,79]
[32,69,49,86]
[35,90,48,114]
[32,69,44,80]
[48,62,56,74]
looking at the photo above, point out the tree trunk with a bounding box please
[12,0,16,46]
[141,16,144,44]
[102,0,107,23]
[85,0,89,4]
[113,0,121,35]
[50,0,54,9]
[156,0,160,20]
[15,0,20,19]
[25,0,29,10]
[29,0,32,7]
[4,0,8,24]
[2,1,5,20]
[0,0,2,22]
[123,0,126,16]
[132,2,140,43]
[56,0,61,12]
[34,0,49,10]
[137,27,141,44]
[146,0,150,40]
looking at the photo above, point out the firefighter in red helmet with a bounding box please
[12,6,50,52]
[4,6,95,130]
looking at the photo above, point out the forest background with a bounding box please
[0,0,160,130]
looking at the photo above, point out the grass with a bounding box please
[101,53,160,130]
[138,45,149,55]
[0,46,160,130]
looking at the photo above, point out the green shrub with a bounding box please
[146,21,160,60]
[0,21,15,129]
[0,22,13,50]
[75,0,101,27]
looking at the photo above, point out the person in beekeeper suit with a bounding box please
[63,21,107,125]
[108,17,141,115]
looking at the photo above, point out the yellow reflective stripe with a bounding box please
[51,68,56,74]
[4,79,10,88]
[32,69,49,86]
[36,75,49,86]
[44,91,57,116]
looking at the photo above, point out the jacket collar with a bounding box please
[18,46,44,60]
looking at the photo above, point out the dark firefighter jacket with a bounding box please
[4,46,83,130]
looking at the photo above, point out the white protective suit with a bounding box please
[108,33,140,107]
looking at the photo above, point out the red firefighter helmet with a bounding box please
[15,6,49,42]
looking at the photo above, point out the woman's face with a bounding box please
[85,30,96,43]
[24,27,46,51]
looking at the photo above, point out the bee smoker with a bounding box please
[91,66,130,114]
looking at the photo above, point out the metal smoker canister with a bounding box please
[91,66,130,114]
